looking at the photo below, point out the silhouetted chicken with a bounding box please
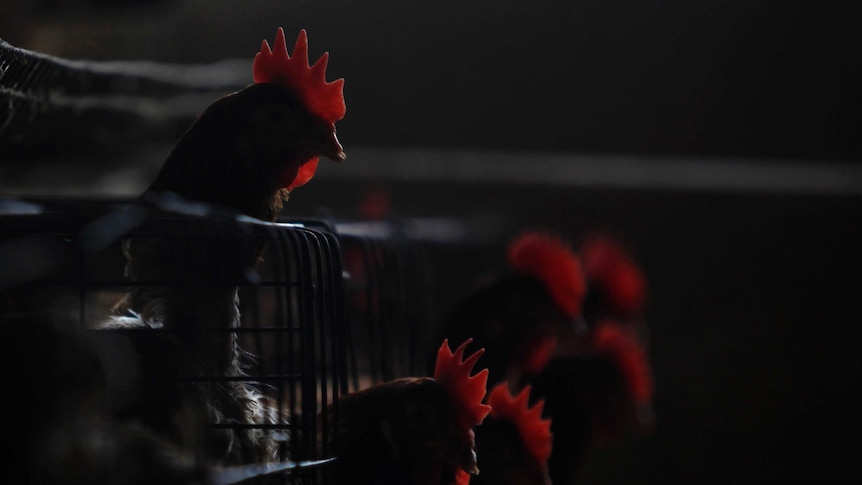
[473,383,553,485]
[98,27,347,465]
[142,26,345,223]
[432,230,588,386]
[525,232,655,485]
[570,231,654,433]
[431,228,654,485]
[528,321,653,485]
[325,339,491,485]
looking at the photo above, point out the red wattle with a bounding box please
[284,156,320,190]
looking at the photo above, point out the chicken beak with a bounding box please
[321,129,346,162]
[456,431,480,475]
[461,448,480,475]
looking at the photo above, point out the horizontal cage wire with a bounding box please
[0,198,357,484]
[332,220,438,387]
[0,38,246,158]
[2,197,443,484]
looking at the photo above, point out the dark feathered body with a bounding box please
[34,418,211,485]
[145,83,328,222]
[2,294,211,484]
[432,276,573,385]
[99,313,284,465]
[326,377,477,485]
[525,356,637,485]
[98,81,341,465]
[472,417,550,485]
[101,205,283,464]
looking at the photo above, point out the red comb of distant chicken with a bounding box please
[581,235,648,316]
[507,231,586,320]
[434,339,492,431]
[520,335,558,376]
[592,320,653,404]
[253,27,346,124]
[487,383,553,465]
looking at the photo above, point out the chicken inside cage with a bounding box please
[335,220,434,387]
[1,195,448,484]
[1,22,663,485]
[0,26,456,483]
[6,2,862,483]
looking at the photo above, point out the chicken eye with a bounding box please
[405,401,438,432]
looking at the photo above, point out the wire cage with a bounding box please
[330,219,439,387]
[0,196,435,484]
[0,37,245,161]
[2,36,478,484]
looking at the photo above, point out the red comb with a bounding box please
[253,27,346,125]
[519,335,558,376]
[507,231,586,320]
[581,235,648,316]
[434,339,492,430]
[592,320,653,404]
[487,383,553,465]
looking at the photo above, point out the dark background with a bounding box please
[3,1,862,484]
[4,0,861,161]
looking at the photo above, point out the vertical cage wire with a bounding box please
[1,198,353,484]
[333,220,438,389]
[3,197,446,483]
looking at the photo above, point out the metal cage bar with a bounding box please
[1,198,352,484]
[2,197,440,484]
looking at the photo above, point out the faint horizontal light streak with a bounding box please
[2,145,861,198]
[316,147,862,196]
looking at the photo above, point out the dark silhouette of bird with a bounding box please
[97,27,347,466]
[438,230,586,385]
[432,229,655,485]
[142,28,345,224]
[325,339,491,485]
[473,383,553,485]
[431,230,588,387]
[526,232,655,485]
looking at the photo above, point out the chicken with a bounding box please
[325,339,491,485]
[431,230,588,386]
[431,229,654,485]
[527,321,653,485]
[97,27,347,465]
[524,233,654,485]
[144,26,345,223]
[570,231,654,433]
[472,383,553,485]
